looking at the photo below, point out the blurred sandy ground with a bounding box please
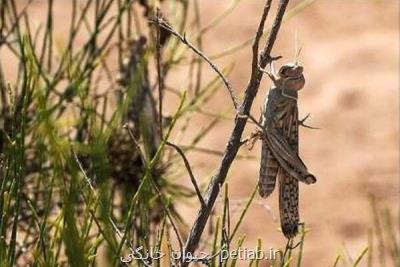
[2,0,399,266]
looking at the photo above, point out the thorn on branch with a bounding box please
[260,54,282,64]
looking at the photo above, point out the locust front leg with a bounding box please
[298,113,319,129]
[259,61,279,85]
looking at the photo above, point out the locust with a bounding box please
[257,62,317,239]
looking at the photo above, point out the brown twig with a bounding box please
[180,146,258,160]
[180,0,289,263]
[149,16,238,110]
[155,9,164,139]
[166,141,205,208]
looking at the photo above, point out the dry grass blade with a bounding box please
[166,141,205,207]
[352,247,369,267]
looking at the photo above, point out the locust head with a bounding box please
[278,63,305,91]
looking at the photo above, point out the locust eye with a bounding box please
[279,66,290,76]
[279,63,303,77]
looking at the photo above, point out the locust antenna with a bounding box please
[295,46,302,66]
[294,29,303,66]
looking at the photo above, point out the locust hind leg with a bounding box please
[279,169,299,239]
[258,138,279,198]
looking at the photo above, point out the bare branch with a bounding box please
[155,9,164,139]
[251,0,274,77]
[181,0,290,263]
[149,16,238,110]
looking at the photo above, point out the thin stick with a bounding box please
[149,16,238,110]
[166,141,205,207]
[72,149,95,191]
[155,9,164,139]
[181,1,289,263]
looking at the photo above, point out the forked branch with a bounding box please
[181,0,290,265]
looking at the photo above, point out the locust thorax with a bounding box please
[277,63,305,91]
